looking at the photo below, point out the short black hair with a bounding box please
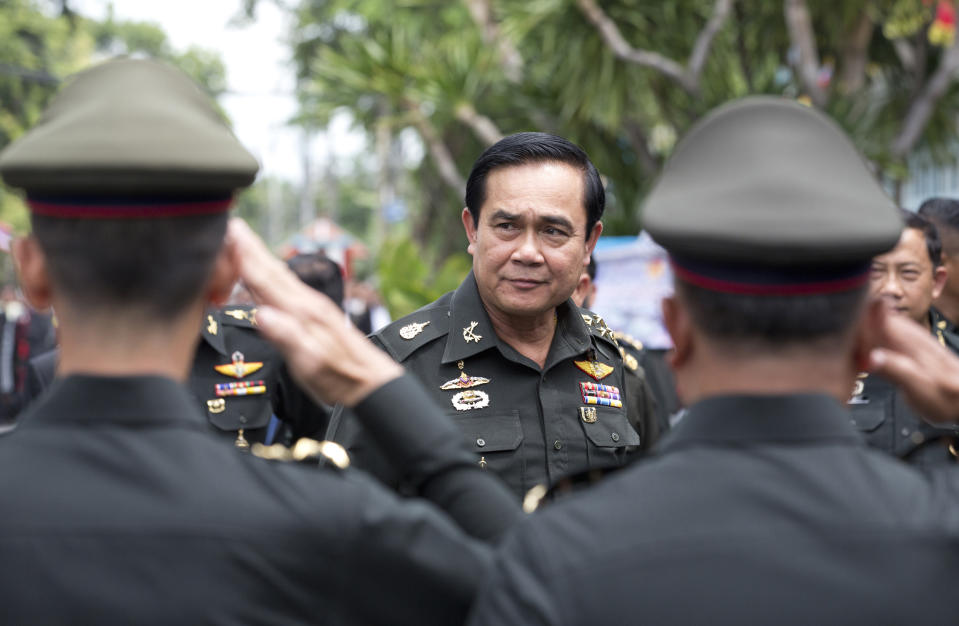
[31,213,228,318]
[464,132,605,237]
[287,252,344,308]
[586,254,597,281]
[918,197,959,256]
[676,279,868,348]
[901,208,942,267]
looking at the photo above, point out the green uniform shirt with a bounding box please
[328,272,642,499]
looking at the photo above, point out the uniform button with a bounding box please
[900,428,910,437]
[239,415,248,424]
[611,432,620,442]
[911,431,925,445]
[553,440,563,450]
[476,438,486,447]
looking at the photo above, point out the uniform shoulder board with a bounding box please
[611,330,644,353]
[580,311,620,351]
[618,346,640,372]
[373,304,451,362]
[219,305,259,329]
[251,438,350,470]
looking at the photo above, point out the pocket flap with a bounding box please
[453,411,523,452]
[847,404,886,432]
[581,407,641,448]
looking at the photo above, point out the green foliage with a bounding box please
[376,234,471,318]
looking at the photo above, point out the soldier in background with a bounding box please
[919,196,959,332]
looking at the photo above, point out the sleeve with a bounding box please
[467,520,562,626]
[273,361,332,440]
[350,374,522,542]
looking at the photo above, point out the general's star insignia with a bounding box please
[463,321,483,343]
[400,321,430,339]
[451,389,490,411]
[574,359,615,380]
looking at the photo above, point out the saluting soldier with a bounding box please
[0,58,519,623]
[328,132,648,499]
[468,97,959,626]
[849,209,959,466]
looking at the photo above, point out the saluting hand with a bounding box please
[226,218,404,407]
[869,311,959,424]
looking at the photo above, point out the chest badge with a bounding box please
[463,321,483,344]
[574,359,614,380]
[452,389,490,411]
[206,314,218,336]
[216,380,267,397]
[207,398,226,414]
[441,360,491,390]
[214,350,264,379]
[580,407,598,423]
[580,382,622,408]
[400,320,430,340]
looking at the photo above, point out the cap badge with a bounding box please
[216,380,267,397]
[580,382,622,408]
[574,359,614,380]
[214,351,263,379]
[463,321,483,344]
[580,407,598,423]
[400,320,430,340]
[452,389,490,411]
[206,314,218,336]
[207,398,226,414]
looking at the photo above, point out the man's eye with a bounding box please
[543,227,568,237]
[902,271,920,279]
[496,222,517,230]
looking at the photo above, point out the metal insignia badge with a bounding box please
[452,389,490,411]
[580,382,623,408]
[224,308,258,326]
[207,398,226,414]
[214,351,264,379]
[463,321,483,343]
[580,407,598,423]
[848,373,869,405]
[440,370,491,390]
[400,321,430,340]
[573,359,615,380]
[206,314,218,336]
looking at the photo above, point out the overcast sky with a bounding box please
[72,0,363,183]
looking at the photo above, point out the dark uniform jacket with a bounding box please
[328,272,643,499]
[848,308,959,467]
[468,394,959,625]
[0,373,520,624]
[22,305,329,448]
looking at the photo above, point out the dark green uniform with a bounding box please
[848,308,959,467]
[190,304,329,448]
[328,272,642,498]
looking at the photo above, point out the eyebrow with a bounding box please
[488,209,576,232]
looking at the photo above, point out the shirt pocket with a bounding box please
[579,406,640,448]
[452,411,525,488]
[206,395,273,432]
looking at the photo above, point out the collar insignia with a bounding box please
[224,308,257,326]
[574,359,614,380]
[463,321,483,343]
[400,320,430,339]
[206,314,218,336]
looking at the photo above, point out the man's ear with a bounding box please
[12,236,52,311]
[932,264,948,299]
[853,298,886,373]
[461,208,477,255]
[662,295,692,370]
[585,221,603,257]
[205,237,239,307]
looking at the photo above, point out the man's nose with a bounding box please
[511,230,545,264]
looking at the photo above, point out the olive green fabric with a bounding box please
[0,58,258,195]
[643,97,902,265]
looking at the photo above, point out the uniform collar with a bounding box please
[18,375,207,430]
[441,272,592,365]
[659,393,863,453]
[199,309,228,355]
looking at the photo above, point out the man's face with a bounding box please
[462,161,601,322]
[870,227,944,325]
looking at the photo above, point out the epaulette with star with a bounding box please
[580,312,619,349]
[373,305,451,362]
[610,330,644,353]
[220,305,259,329]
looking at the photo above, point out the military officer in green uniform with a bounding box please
[328,132,647,499]
[849,209,959,466]
[919,196,959,333]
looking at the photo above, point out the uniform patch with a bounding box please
[574,359,615,380]
[580,382,622,408]
[399,321,430,339]
[214,351,263,379]
[580,407,598,423]
[440,370,491,390]
[216,380,267,397]
[463,321,483,343]
[452,389,490,411]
